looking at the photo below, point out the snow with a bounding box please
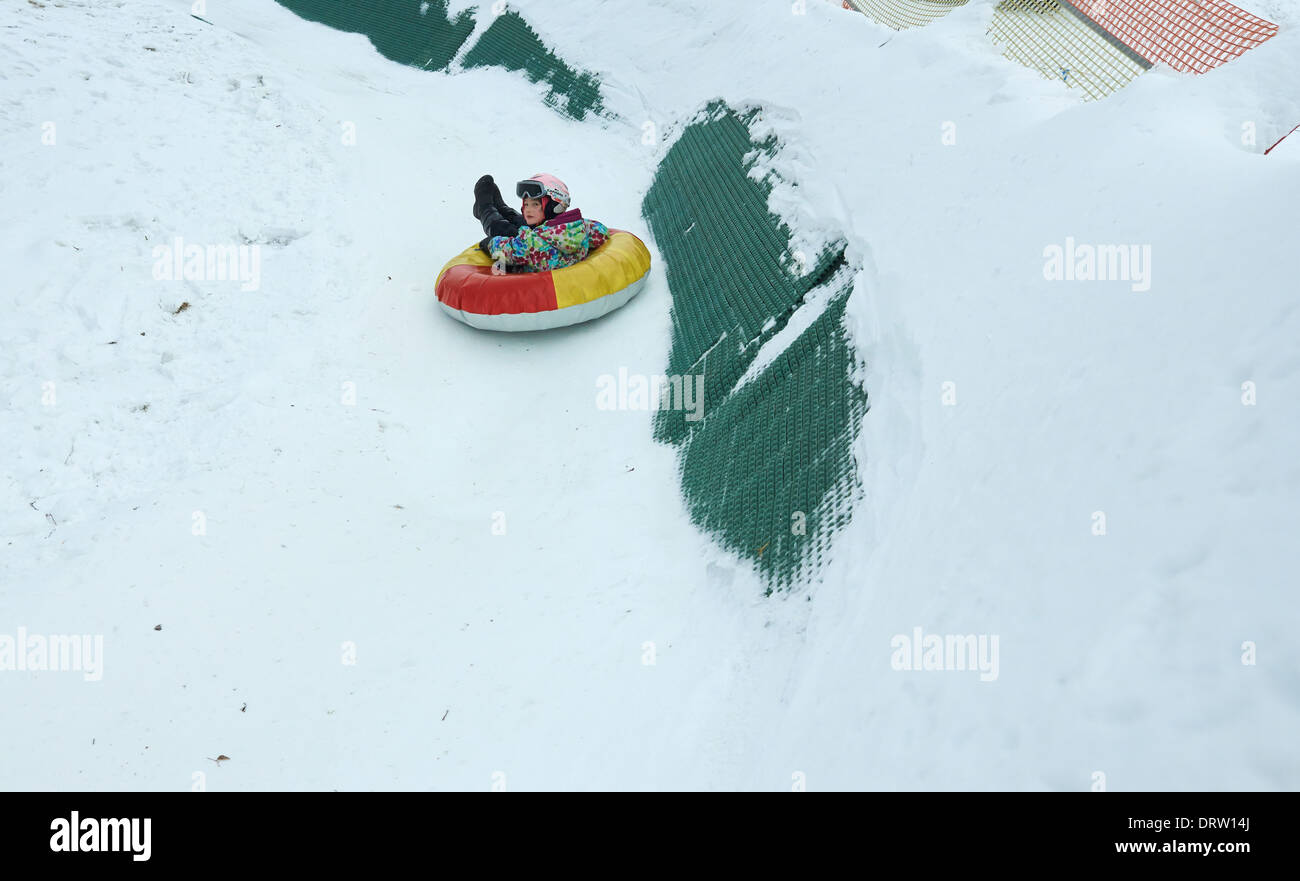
[2,0,1297,790]
[1269,126,1300,158]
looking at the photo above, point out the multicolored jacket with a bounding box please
[488,209,610,273]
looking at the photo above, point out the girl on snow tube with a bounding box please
[435,173,650,331]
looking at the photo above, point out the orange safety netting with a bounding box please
[1265,124,1300,156]
[1059,0,1278,73]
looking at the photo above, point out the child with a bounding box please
[471,174,610,273]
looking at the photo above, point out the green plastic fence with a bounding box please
[274,2,605,119]
[275,0,475,71]
[462,11,605,121]
[642,103,868,589]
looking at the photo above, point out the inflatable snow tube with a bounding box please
[435,230,651,331]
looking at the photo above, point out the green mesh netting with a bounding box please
[461,11,606,121]
[275,0,475,71]
[642,102,868,589]
[644,104,848,447]
[273,2,605,119]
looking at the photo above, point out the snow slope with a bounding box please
[2,0,1297,789]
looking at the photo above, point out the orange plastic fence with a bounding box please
[1265,124,1300,156]
[846,0,1279,101]
[1062,0,1278,73]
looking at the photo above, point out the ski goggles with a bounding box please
[516,179,547,200]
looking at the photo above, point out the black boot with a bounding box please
[492,184,527,227]
[472,174,497,221]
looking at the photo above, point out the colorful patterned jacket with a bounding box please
[488,209,610,273]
